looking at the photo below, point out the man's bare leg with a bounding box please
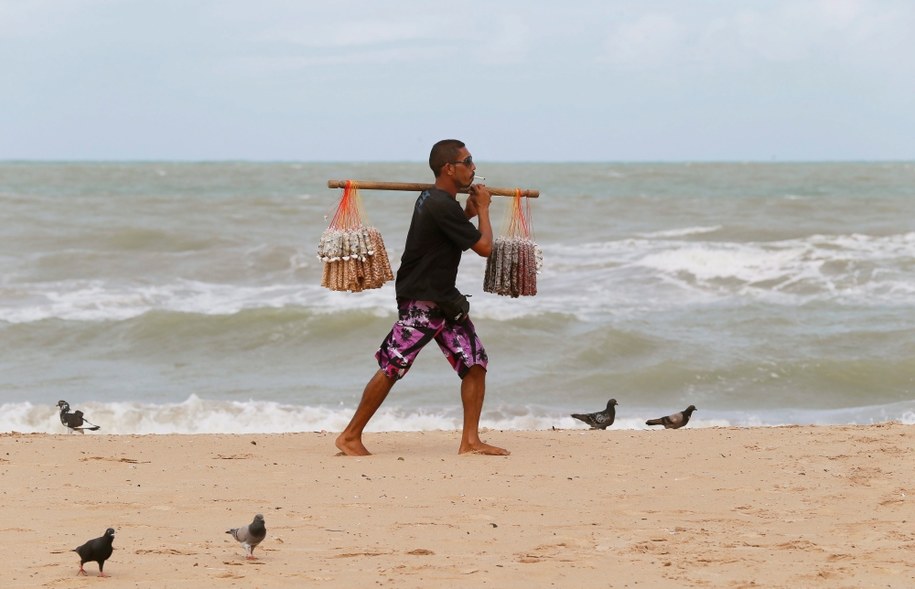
[458,364,510,455]
[335,370,395,456]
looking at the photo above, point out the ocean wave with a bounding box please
[0,280,396,324]
[635,233,915,300]
[2,231,913,325]
[636,226,723,238]
[547,232,915,306]
[4,395,914,435]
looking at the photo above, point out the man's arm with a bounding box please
[468,184,493,257]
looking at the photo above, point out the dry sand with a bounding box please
[2,424,913,588]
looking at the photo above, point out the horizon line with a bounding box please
[2,158,913,165]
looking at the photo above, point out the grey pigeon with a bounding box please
[646,405,697,429]
[57,400,100,433]
[571,398,618,429]
[226,514,266,560]
[73,528,115,577]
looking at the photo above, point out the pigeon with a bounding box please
[57,400,100,433]
[571,398,618,429]
[73,528,115,577]
[227,514,266,560]
[646,405,697,429]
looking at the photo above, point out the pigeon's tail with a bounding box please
[80,418,100,431]
[570,413,586,421]
[645,418,663,426]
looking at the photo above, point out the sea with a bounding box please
[1,161,914,434]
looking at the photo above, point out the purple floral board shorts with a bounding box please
[376,299,488,381]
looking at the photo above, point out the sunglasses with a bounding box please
[450,156,473,167]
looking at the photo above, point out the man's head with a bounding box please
[429,139,476,193]
[429,139,466,177]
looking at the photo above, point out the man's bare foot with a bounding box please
[335,433,372,456]
[459,441,510,456]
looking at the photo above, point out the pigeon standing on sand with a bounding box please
[227,514,266,560]
[73,528,115,577]
[646,405,697,429]
[57,400,100,433]
[571,398,618,429]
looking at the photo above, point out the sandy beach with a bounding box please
[2,424,913,588]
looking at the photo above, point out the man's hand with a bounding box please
[465,184,492,219]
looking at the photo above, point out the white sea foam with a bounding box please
[632,232,915,303]
[4,396,913,435]
[637,226,723,238]
[2,231,911,324]
[0,280,395,323]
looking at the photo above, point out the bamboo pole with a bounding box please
[327,179,539,198]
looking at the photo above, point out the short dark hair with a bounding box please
[429,139,465,177]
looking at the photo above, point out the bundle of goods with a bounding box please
[317,181,394,292]
[483,189,542,297]
[322,179,541,295]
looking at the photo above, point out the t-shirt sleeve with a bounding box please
[430,196,481,250]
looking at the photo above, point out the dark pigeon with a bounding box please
[571,398,618,429]
[57,400,100,433]
[646,405,697,429]
[227,514,266,560]
[73,528,115,577]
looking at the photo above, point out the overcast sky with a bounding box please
[2,0,913,162]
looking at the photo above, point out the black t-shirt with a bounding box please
[395,188,481,301]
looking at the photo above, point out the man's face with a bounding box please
[450,148,476,188]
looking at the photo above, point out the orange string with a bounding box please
[328,179,367,231]
[504,188,532,239]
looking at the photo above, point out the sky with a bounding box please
[2,0,914,162]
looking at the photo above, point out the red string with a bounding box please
[328,179,362,230]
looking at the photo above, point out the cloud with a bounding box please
[211,8,465,72]
[471,14,532,65]
[229,46,441,72]
[253,17,447,49]
[213,3,536,69]
[593,1,914,73]
[3,0,913,161]
[0,0,106,38]
[598,12,683,69]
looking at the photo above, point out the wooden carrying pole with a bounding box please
[327,179,539,198]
